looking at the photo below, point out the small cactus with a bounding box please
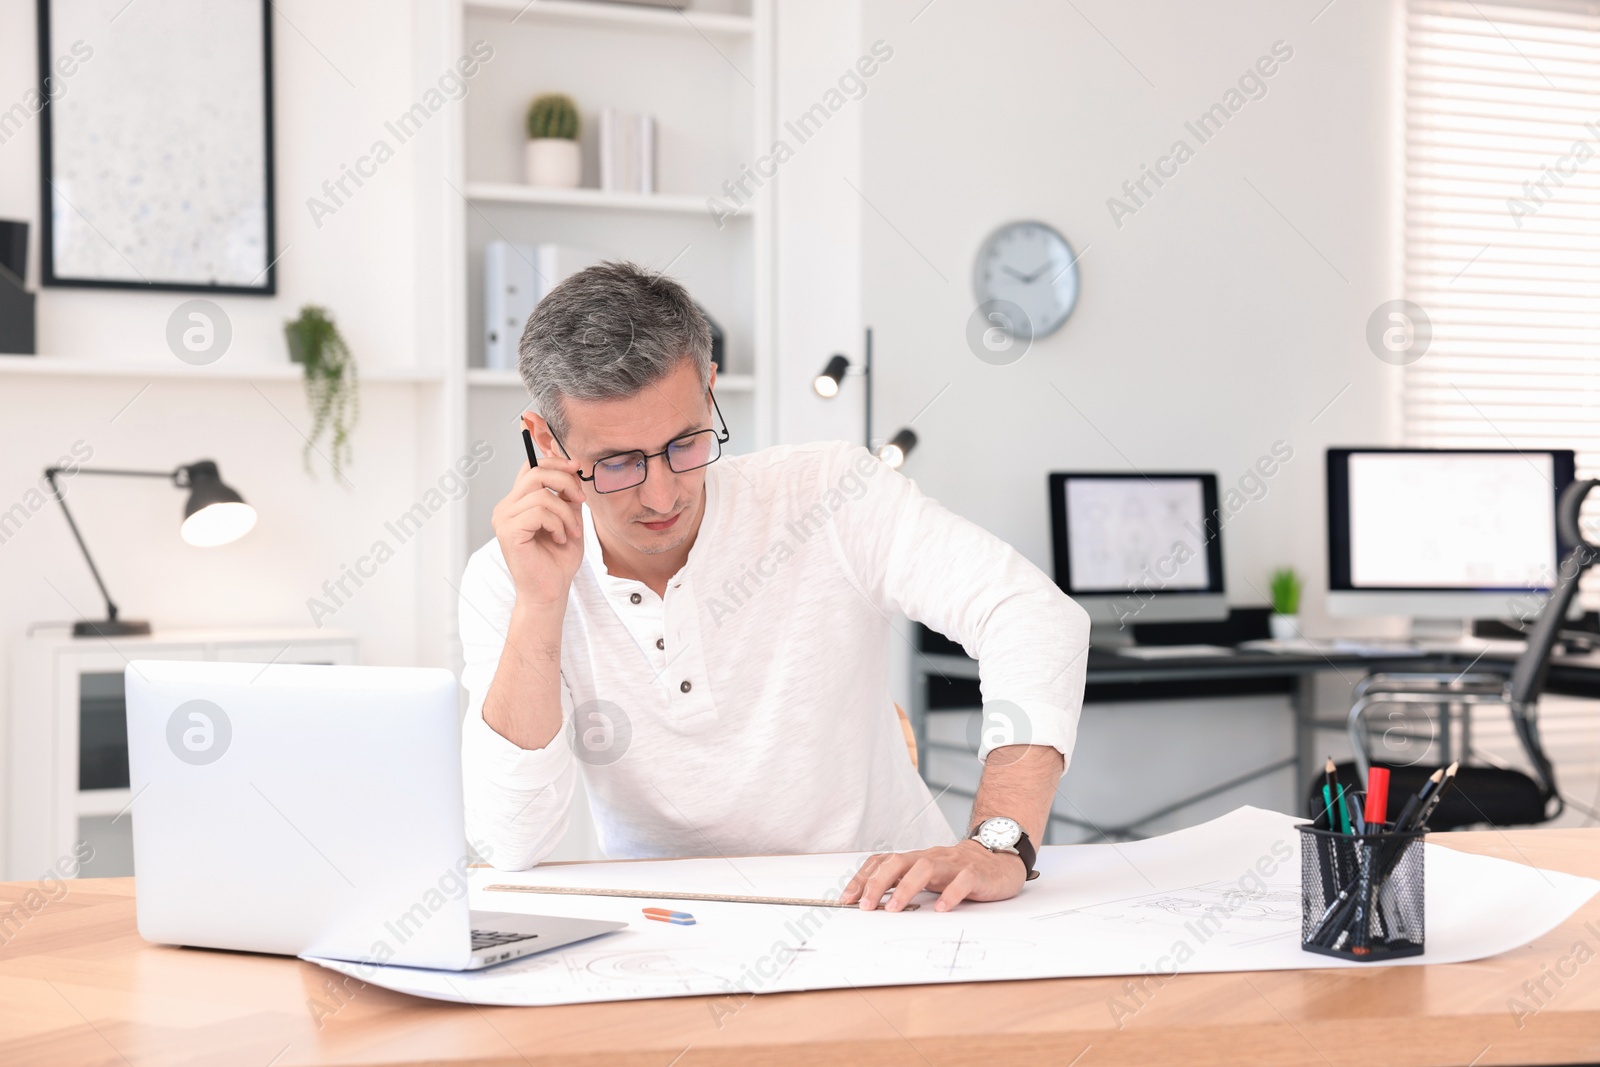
[525,93,580,140]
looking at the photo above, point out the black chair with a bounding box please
[1331,478,1600,830]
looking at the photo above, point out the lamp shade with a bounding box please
[813,353,849,398]
[179,461,257,547]
[877,428,918,470]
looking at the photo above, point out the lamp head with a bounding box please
[178,461,257,547]
[877,428,918,470]
[813,354,850,399]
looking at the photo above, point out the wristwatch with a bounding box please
[968,817,1039,881]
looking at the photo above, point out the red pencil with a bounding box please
[1364,766,1390,827]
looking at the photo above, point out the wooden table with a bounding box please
[2,829,1597,1067]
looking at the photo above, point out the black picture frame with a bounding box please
[36,0,277,295]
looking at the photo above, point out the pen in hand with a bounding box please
[523,427,539,468]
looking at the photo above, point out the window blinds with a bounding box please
[1405,0,1600,598]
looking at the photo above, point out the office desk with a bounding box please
[910,633,1600,840]
[1,829,1597,1066]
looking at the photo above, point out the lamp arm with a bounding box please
[42,465,182,624]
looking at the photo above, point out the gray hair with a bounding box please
[517,261,712,437]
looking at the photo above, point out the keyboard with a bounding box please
[1114,644,1234,659]
[471,928,538,950]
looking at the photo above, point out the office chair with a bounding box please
[1333,477,1600,830]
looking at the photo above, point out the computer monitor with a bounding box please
[1049,472,1228,643]
[1326,447,1577,634]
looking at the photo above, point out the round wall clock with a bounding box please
[972,221,1080,339]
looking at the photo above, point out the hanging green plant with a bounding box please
[284,305,359,479]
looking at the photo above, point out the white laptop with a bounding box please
[124,660,624,971]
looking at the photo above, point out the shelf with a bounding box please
[465,0,753,38]
[468,368,753,391]
[467,368,522,387]
[0,356,444,383]
[76,789,132,819]
[466,368,523,387]
[464,182,749,218]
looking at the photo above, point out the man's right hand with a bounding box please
[492,453,586,607]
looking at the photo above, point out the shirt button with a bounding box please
[680,680,692,693]
[629,592,642,605]
[656,638,664,650]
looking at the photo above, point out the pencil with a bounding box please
[1389,767,1443,835]
[1322,758,1340,828]
[522,427,539,468]
[1407,760,1460,832]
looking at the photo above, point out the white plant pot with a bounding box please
[525,139,581,189]
[1269,613,1301,641]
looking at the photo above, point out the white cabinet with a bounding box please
[6,629,357,880]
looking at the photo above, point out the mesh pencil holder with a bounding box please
[1298,824,1425,962]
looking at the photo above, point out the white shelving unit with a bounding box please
[430,0,776,559]
[463,182,727,216]
[465,0,755,37]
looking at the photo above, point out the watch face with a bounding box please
[972,221,1080,339]
[976,817,1022,851]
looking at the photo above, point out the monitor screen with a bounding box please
[1328,448,1576,594]
[1049,473,1224,596]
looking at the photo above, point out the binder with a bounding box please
[483,242,603,370]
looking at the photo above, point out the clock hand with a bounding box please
[1017,261,1057,284]
[1000,265,1028,282]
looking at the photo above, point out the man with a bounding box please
[459,262,1089,912]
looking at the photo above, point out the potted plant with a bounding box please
[284,305,358,479]
[525,93,581,189]
[1269,567,1303,640]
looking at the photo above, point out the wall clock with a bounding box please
[972,221,1080,339]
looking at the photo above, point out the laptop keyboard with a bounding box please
[471,929,539,951]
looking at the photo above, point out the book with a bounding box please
[598,109,657,194]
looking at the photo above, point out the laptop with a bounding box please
[124,660,625,971]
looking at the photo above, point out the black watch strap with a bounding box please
[1015,830,1039,881]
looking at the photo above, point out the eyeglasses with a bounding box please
[550,391,730,494]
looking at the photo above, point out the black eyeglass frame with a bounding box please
[549,390,731,494]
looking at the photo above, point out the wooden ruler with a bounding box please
[484,883,920,911]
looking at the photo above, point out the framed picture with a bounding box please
[37,0,276,294]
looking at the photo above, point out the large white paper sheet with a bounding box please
[305,806,1599,1006]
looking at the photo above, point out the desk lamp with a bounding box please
[44,460,257,637]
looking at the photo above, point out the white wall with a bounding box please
[772,0,1408,835]
[0,0,467,870]
[2,0,430,370]
[855,0,1402,622]
[773,0,867,448]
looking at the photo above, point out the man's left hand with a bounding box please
[840,839,1026,913]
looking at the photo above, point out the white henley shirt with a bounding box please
[458,439,1089,870]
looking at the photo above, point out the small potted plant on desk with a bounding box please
[1269,567,1303,640]
[524,92,581,189]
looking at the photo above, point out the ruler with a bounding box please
[484,883,920,911]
